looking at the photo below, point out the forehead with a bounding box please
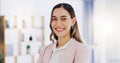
[52,8,70,17]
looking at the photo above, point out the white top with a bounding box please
[49,38,72,63]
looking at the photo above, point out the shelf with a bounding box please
[2,15,45,63]
[5,54,39,63]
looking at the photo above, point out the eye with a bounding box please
[51,17,57,21]
[61,18,67,21]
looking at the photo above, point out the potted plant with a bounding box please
[26,45,31,54]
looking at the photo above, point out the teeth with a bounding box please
[55,28,64,32]
[56,28,63,30]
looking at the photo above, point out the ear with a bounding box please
[71,17,76,26]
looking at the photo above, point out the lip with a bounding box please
[55,28,65,32]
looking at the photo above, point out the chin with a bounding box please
[56,34,64,38]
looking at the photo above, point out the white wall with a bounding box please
[94,0,120,63]
[106,0,120,63]
[93,0,107,63]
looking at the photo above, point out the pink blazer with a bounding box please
[38,38,91,63]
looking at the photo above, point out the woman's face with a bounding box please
[51,7,75,38]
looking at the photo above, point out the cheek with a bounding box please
[51,22,55,29]
[68,25,72,30]
[65,21,72,28]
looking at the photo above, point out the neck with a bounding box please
[57,35,71,48]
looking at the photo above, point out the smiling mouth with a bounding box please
[55,28,65,32]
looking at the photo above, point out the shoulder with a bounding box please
[40,43,53,52]
[39,43,53,56]
[37,43,54,63]
[71,39,91,63]
[71,38,91,54]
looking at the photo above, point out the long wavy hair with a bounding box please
[50,3,83,43]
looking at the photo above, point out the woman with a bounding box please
[38,3,91,63]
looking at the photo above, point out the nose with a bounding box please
[56,20,62,26]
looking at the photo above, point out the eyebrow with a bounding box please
[52,16,56,18]
[52,15,67,18]
[61,15,67,17]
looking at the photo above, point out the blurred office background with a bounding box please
[0,0,120,63]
